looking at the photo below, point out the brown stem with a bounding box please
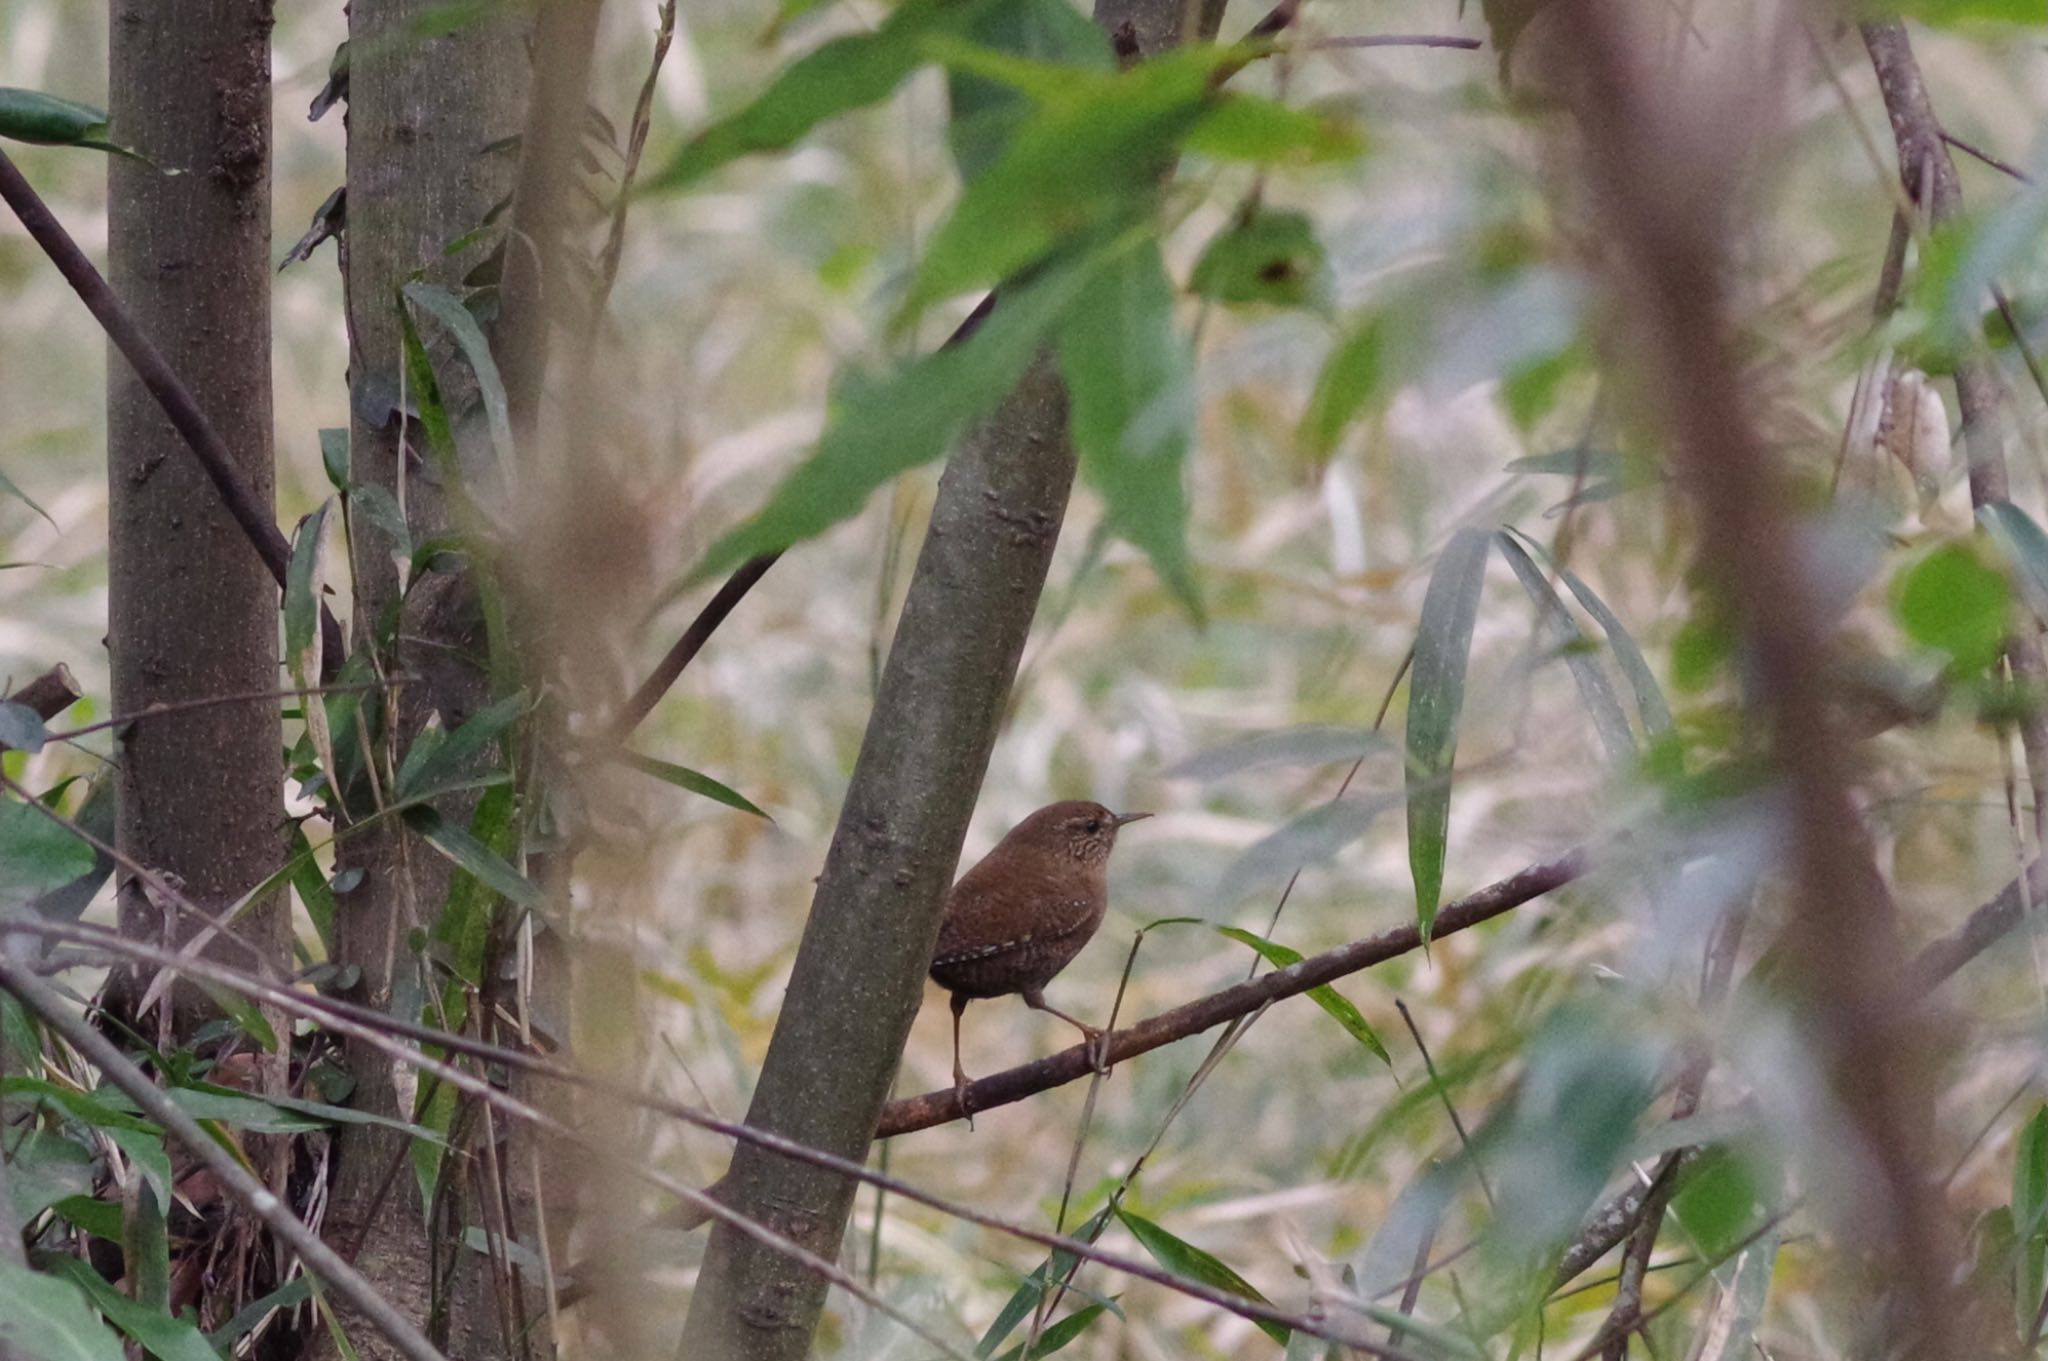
[0,148,345,675]
[877,848,1587,1136]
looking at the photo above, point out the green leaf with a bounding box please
[435,783,519,987]
[2016,1105,2048,1337]
[319,428,350,492]
[905,46,1222,310]
[285,501,331,671]
[0,700,49,752]
[403,282,515,476]
[397,296,459,480]
[643,0,1005,193]
[0,1258,127,1361]
[1219,791,1403,906]
[1299,318,1383,461]
[1981,503,2048,626]
[947,0,1111,182]
[209,1278,315,1351]
[0,87,109,146]
[1863,0,2045,23]
[1892,538,2010,677]
[1506,532,1671,738]
[41,1256,217,1361]
[1215,926,1390,1065]
[1493,531,1635,762]
[1056,237,1201,618]
[990,1302,1114,1361]
[349,483,412,568]
[685,239,1105,585]
[404,806,543,909]
[624,751,772,819]
[1116,1208,1288,1347]
[1670,1146,1765,1263]
[124,1180,171,1313]
[288,823,336,954]
[1165,726,1389,781]
[4,1129,95,1224]
[393,692,524,806]
[977,1206,1114,1358]
[0,1078,156,1134]
[0,795,96,904]
[1182,96,1364,166]
[1406,528,1492,940]
[1189,208,1328,309]
[0,465,58,529]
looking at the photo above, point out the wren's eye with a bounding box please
[1084,818,1102,834]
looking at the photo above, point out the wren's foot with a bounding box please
[952,1068,977,1130]
[1081,1025,1111,1077]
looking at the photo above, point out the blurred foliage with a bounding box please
[2,0,2048,1359]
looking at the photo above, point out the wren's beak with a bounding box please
[1111,811,1153,828]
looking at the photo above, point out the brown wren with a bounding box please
[929,800,1150,1112]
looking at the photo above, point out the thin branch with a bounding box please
[4,917,1420,1360]
[0,953,449,1361]
[607,550,781,741]
[590,0,677,326]
[42,679,403,744]
[877,847,1588,1135]
[1311,34,1481,50]
[0,148,344,677]
[1941,130,2032,184]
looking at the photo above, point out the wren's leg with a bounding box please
[949,993,976,1125]
[1022,989,1109,1075]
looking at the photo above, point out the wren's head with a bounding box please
[1003,800,1152,866]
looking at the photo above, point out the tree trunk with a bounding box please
[105,0,284,1025]
[319,7,530,1358]
[677,9,1213,1358]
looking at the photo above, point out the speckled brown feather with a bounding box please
[928,801,1149,1112]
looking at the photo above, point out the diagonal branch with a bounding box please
[877,847,1588,1136]
[0,953,448,1361]
[0,148,344,675]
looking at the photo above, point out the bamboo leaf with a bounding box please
[0,465,58,529]
[403,282,515,476]
[1056,237,1201,619]
[685,239,1105,585]
[644,0,1005,193]
[285,501,330,672]
[624,751,772,819]
[1405,528,1491,940]
[1493,530,1635,762]
[2016,1104,2048,1337]
[403,806,542,909]
[1215,926,1390,1065]
[0,1258,127,1361]
[1117,1208,1288,1347]
[990,1302,1115,1361]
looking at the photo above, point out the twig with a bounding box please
[1941,130,2032,184]
[3,917,1421,1358]
[590,0,677,327]
[878,848,1588,1135]
[607,550,781,741]
[1312,34,1481,50]
[42,679,402,744]
[1395,999,1493,1206]
[0,148,344,677]
[0,953,449,1361]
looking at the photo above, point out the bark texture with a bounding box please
[105,0,284,1021]
[322,6,529,1358]
[678,5,1212,1356]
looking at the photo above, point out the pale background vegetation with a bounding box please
[5,1,2048,1354]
